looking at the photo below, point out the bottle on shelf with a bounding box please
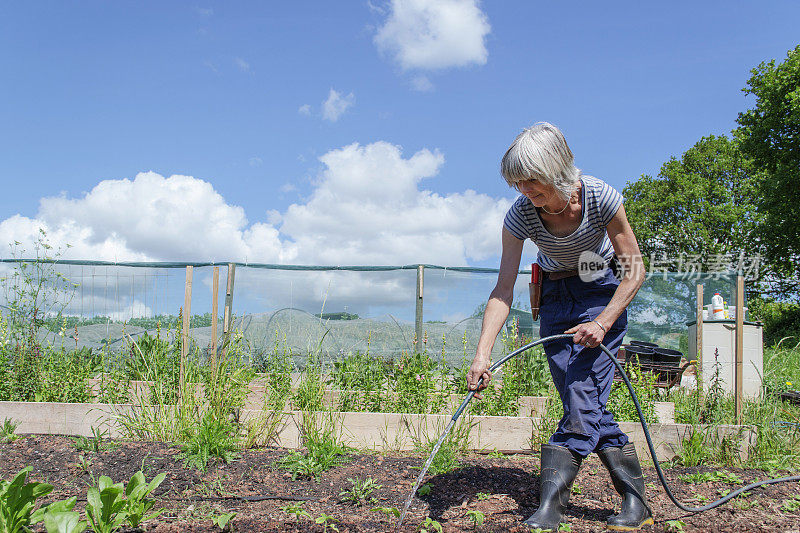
[711,293,725,320]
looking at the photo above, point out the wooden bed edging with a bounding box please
[0,401,746,460]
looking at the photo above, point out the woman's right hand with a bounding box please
[467,357,492,399]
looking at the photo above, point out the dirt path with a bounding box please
[2,435,799,532]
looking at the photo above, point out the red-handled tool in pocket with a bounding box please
[530,263,542,321]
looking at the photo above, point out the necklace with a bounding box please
[540,197,571,215]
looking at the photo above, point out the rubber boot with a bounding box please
[597,443,653,531]
[523,444,582,530]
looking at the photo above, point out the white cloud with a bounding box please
[0,144,515,323]
[322,89,355,122]
[279,141,509,265]
[0,142,510,268]
[197,7,213,16]
[234,57,250,72]
[248,157,263,167]
[374,0,490,71]
[298,104,311,116]
[0,172,291,263]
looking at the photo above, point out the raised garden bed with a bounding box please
[0,401,746,460]
[1,434,797,532]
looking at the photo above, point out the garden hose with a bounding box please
[396,333,800,530]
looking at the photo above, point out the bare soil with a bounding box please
[2,435,800,532]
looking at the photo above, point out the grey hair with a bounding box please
[500,122,581,200]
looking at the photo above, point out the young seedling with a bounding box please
[371,506,401,518]
[41,497,86,533]
[417,483,432,496]
[123,470,167,528]
[280,502,311,522]
[665,519,686,532]
[558,523,572,532]
[315,513,339,532]
[0,467,63,532]
[211,511,237,531]
[465,509,485,528]
[418,516,443,533]
[85,475,129,533]
[476,492,491,501]
[570,483,582,495]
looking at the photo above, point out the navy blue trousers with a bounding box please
[539,269,629,457]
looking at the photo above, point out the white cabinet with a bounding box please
[687,320,763,398]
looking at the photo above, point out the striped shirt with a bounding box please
[503,175,623,272]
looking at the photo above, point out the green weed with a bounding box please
[178,412,240,472]
[275,412,350,480]
[607,360,658,423]
[292,352,325,412]
[339,477,381,506]
[328,348,388,412]
[408,416,473,476]
[0,418,19,444]
[678,470,743,484]
[73,427,115,454]
[781,495,800,512]
[391,351,444,414]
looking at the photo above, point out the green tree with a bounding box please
[736,45,800,298]
[623,135,763,273]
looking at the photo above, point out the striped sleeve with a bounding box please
[595,180,624,228]
[503,196,532,241]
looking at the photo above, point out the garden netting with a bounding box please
[0,260,739,367]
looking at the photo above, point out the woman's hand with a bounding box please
[565,319,607,349]
[467,357,493,399]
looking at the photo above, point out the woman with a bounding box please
[467,123,651,531]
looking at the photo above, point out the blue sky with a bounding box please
[1,1,799,271]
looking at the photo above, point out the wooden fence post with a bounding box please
[222,263,236,360]
[180,266,193,402]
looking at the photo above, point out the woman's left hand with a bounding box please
[565,320,606,348]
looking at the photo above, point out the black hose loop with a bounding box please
[467,333,800,513]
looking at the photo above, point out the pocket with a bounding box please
[586,306,627,332]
